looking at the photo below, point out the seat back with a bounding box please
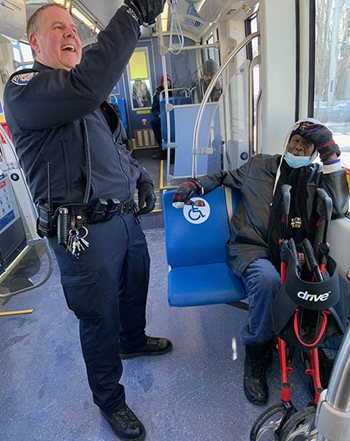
[160,96,192,149]
[163,187,234,267]
[163,187,245,307]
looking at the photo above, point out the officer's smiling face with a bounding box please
[29,6,83,71]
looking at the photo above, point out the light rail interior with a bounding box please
[1,1,350,440]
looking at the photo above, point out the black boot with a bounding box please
[243,341,273,406]
[101,404,146,440]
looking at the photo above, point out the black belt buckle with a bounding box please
[88,198,108,224]
[121,202,131,214]
[105,198,121,221]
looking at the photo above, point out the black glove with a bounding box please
[124,0,165,26]
[172,179,203,208]
[138,182,156,215]
[298,123,341,162]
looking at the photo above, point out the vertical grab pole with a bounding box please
[156,14,172,186]
[192,32,260,178]
[316,326,350,440]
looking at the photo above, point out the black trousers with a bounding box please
[49,212,150,412]
[150,119,162,148]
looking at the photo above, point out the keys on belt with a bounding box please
[57,209,90,257]
[67,223,90,256]
[56,198,137,257]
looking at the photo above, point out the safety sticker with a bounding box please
[183,197,210,225]
[11,72,38,86]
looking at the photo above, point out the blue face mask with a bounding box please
[284,152,311,168]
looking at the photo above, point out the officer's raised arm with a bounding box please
[4,0,165,130]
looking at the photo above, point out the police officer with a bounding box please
[4,2,171,440]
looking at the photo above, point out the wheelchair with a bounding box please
[250,186,348,441]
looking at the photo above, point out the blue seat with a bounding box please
[162,187,246,307]
[116,97,128,132]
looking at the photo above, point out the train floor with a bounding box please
[0,228,313,441]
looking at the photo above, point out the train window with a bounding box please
[314,0,350,170]
[11,41,33,69]
[128,48,152,110]
[245,11,259,60]
[205,29,220,67]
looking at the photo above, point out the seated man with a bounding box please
[173,120,349,405]
[150,75,172,159]
[191,58,222,103]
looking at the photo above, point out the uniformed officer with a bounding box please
[4,2,171,440]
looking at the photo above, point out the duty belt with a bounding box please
[36,198,136,237]
[70,198,136,223]
[37,198,140,256]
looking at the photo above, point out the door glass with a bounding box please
[128,48,152,110]
[314,0,350,169]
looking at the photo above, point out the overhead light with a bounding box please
[53,0,72,7]
[52,1,99,34]
[71,6,95,29]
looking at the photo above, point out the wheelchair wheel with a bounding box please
[279,406,317,441]
[250,402,295,441]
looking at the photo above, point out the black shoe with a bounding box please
[101,404,146,441]
[243,341,273,406]
[119,336,173,360]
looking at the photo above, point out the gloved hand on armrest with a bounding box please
[172,179,203,208]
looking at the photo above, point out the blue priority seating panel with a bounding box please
[162,187,245,307]
[160,96,191,149]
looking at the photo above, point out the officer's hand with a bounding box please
[298,123,341,162]
[124,0,165,26]
[138,182,156,215]
[172,179,203,208]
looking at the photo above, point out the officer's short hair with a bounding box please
[27,4,67,36]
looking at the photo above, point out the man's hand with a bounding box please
[124,0,165,26]
[172,179,203,208]
[298,123,340,162]
[138,182,156,215]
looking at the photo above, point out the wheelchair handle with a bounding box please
[316,188,333,222]
[281,184,292,216]
[288,238,301,272]
[302,237,323,281]
[281,184,292,240]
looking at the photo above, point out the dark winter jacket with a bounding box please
[4,9,152,206]
[198,154,348,276]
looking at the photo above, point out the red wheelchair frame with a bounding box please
[250,185,339,441]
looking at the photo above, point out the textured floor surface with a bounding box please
[0,228,311,441]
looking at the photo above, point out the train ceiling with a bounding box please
[23,0,258,44]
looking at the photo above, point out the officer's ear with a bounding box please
[28,33,40,58]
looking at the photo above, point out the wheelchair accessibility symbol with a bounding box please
[183,197,210,224]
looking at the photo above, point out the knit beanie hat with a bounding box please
[202,58,218,75]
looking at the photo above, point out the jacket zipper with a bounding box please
[113,135,130,201]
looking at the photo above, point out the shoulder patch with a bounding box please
[11,72,38,86]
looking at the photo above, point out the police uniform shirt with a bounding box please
[4,9,152,206]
